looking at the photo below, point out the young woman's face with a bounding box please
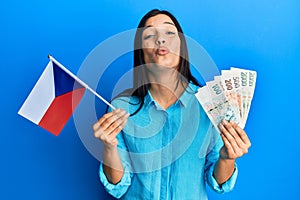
[142,14,181,69]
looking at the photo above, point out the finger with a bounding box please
[219,122,241,156]
[105,114,129,143]
[101,109,126,131]
[94,110,122,137]
[93,110,118,131]
[94,129,102,138]
[230,121,251,148]
[106,113,129,137]
[94,109,128,140]
[110,113,129,138]
[98,110,115,124]
[100,109,122,125]
[222,120,245,149]
[221,121,250,156]
[220,132,234,155]
[94,126,106,139]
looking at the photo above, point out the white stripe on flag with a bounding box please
[18,61,55,124]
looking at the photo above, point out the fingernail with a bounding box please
[222,119,228,125]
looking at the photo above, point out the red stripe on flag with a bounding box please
[38,88,85,136]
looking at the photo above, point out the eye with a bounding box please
[166,31,175,35]
[143,29,156,40]
[144,34,154,40]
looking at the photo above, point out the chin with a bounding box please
[155,59,179,68]
[145,63,172,73]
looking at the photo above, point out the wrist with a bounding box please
[103,145,118,154]
[218,157,236,164]
[217,156,236,171]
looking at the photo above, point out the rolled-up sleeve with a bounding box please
[206,162,238,193]
[99,163,132,199]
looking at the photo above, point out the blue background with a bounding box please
[1,0,299,199]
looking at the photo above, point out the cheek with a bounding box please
[142,41,155,61]
[142,40,155,49]
[142,48,152,63]
[169,38,181,66]
[142,40,149,48]
[142,41,154,54]
[168,37,181,55]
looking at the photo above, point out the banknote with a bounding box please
[230,69,243,121]
[195,67,256,130]
[220,70,241,124]
[195,86,221,132]
[230,67,257,126]
[207,76,241,125]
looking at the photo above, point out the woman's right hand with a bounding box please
[93,109,129,150]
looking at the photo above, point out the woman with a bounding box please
[93,9,251,199]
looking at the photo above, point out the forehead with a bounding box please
[144,14,176,28]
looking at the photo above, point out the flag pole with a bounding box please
[48,55,116,110]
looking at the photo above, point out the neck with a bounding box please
[147,64,179,90]
[148,70,187,110]
[145,64,189,110]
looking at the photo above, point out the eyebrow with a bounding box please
[164,21,175,26]
[144,21,176,29]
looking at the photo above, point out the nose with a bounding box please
[156,35,165,45]
[156,39,165,45]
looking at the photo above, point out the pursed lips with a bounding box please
[155,46,169,56]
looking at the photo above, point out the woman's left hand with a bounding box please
[218,119,251,160]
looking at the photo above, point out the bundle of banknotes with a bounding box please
[195,67,257,132]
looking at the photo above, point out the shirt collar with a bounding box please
[144,89,160,109]
[179,83,199,107]
[144,90,153,106]
[144,82,199,109]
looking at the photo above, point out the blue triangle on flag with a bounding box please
[53,62,84,97]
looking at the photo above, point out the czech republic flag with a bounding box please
[18,57,86,136]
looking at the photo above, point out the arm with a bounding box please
[214,119,251,185]
[102,147,124,184]
[213,158,235,185]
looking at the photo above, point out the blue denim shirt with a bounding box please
[99,83,238,200]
